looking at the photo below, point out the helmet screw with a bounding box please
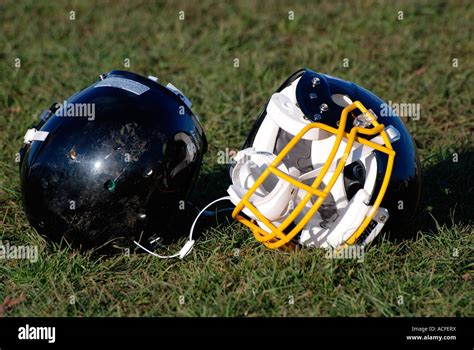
[312,77,320,86]
[320,103,328,112]
[378,215,387,222]
[68,149,77,160]
[352,164,364,179]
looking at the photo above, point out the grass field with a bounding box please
[0,0,473,317]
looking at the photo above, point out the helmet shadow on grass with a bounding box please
[196,150,474,247]
[417,149,473,234]
[48,150,473,257]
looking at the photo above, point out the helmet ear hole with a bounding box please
[343,160,366,201]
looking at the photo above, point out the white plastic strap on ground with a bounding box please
[133,196,231,259]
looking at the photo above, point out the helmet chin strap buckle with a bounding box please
[178,240,195,259]
[135,196,232,259]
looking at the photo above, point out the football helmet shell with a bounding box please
[19,70,207,249]
[228,69,421,249]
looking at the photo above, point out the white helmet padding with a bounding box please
[251,81,332,153]
[267,93,329,141]
[297,188,371,248]
[227,148,300,222]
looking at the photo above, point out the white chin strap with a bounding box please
[136,146,301,259]
[227,148,300,223]
[133,196,231,259]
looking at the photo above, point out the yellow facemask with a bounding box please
[231,101,395,250]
